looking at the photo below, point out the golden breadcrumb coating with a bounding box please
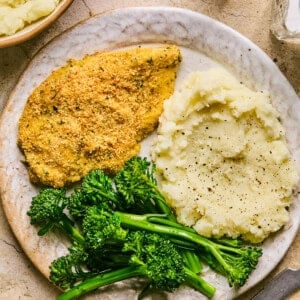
[18,45,181,187]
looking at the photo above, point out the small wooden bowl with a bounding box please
[0,0,73,48]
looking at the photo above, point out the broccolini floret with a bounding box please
[68,169,119,219]
[50,243,90,289]
[82,204,262,288]
[115,157,202,273]
[27,157,263,300]
[66,157,202,273]
[56,231,215,300]
[27,188,84,244]
[81,169,118,204]
[82,204,128,250]
[67,188,89,220]
[115,156,172,215]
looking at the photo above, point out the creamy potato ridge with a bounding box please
[0,0,60,36]
[151,69,299,243]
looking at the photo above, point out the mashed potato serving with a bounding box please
[0,0,60,36]
[151,69,299,243]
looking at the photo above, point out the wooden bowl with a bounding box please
[0,0,73,48]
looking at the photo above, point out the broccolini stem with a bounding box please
[211,238,241,248]
[169,237,197,250]
[147,202,203,272]
[137,173,175,217]
[182,250,202,273]
[59,214,85,245]
[116,212,206,244]
[56,265,146,300]
[155,196,176,218]
[149,217,242,267]
[184,267,216,298]
[116,212,232,275]
[147,216,196,233]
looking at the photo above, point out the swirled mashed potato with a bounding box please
[0,0,60,36]
[151,69,299,243]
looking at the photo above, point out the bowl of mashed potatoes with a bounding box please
[0,0,73,48]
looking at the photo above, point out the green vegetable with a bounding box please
[68,169,118,219]
[82,203,128,250]
[81,169,117,204]
[68,157,203,273]
[50,243,90,289]
[115,157,202,272]
[27,188,84,244]
[27,156,263,300]
[82,204,262,288]
[56,231,215,300]
[29,189,214,298]
[115,156,169,214]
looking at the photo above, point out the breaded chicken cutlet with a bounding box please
[18,45,181,187]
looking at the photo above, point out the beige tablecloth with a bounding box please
[0,1,299,299]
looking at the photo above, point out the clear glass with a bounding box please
[271,0,300,41]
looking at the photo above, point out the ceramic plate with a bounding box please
[0,7,300,300]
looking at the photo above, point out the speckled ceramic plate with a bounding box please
[0,7,299,300]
